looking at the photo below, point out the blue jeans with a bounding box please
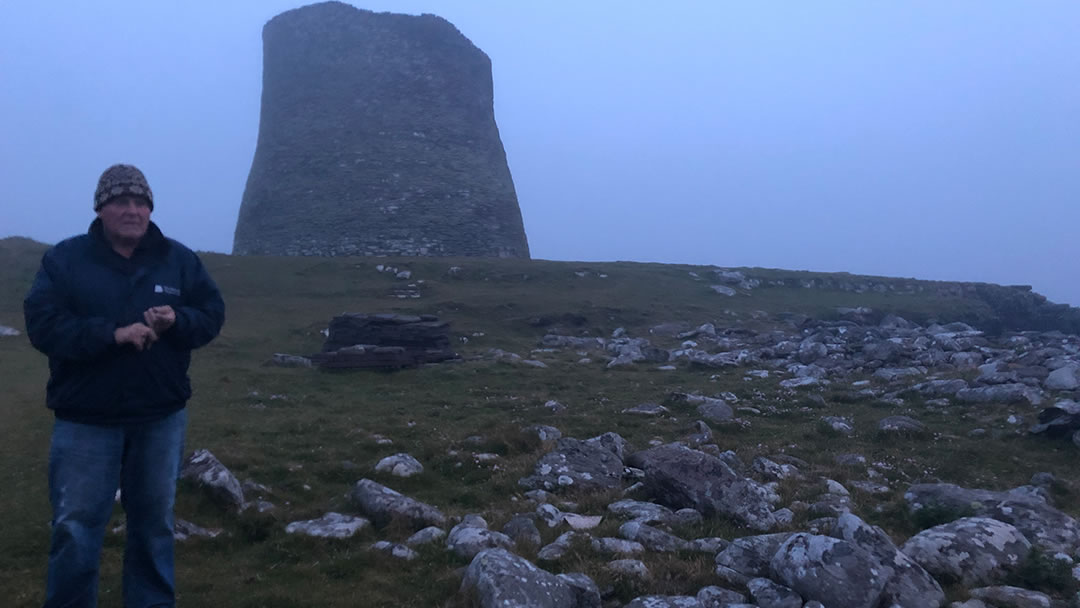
[45,409,186,608]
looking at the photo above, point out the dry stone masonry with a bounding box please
[234,2,530,258]
[308,312,458,369]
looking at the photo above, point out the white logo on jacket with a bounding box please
[154,285,182,296]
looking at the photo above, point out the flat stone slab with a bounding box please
[285,512,370,539]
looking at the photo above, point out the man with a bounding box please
[24,164,225,607]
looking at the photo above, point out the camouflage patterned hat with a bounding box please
[94,164,154,210]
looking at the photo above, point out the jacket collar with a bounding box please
[88,218,170,259]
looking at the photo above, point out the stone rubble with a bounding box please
[163,309,1080,606]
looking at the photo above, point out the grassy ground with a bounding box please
[1,238,1077,606]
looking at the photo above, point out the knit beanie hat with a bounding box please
[94,164,154,210]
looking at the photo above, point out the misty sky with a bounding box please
[2,1,1077,305]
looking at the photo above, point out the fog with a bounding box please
[2,1,1077,305]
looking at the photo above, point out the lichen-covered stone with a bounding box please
[900,517,1031,587]
[770,533,889,608]
[460,548,576,607]
[180,449,245,510]
[626,443,777,531]
[285,512,370,538]
[348,478,445,529]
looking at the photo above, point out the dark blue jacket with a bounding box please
[23,219,225,425]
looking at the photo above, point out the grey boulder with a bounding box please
[715,533,794,577]
[348,478,446,529]
[557,572,601,608]
[374,453,423,477]
[900,517,1030,587]
[832,512,945,608]
[696,586,748,606]
[626,443,778,531]
[617,521,690,552]
[911,378,968,397]
[968,586,1051,608]
[518,436,626,492]
[955,384,1044,406]
[502,515,542,547]
[180,449,245,510]
[747,578,802,608]
[447,515,515,560]
[1045,364,1080,391]
[905,482,1080,554]
[698,401,735,423]
[284,512,370,538]
[607,499,676,525]
[877,415,929,436]
[624,597,702,608]
[770,533,890,608]
[460,548,580,608]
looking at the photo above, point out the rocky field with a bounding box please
[1,237,1079,607]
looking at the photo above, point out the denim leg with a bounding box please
[120,408,187,608]
[45,419,124,608]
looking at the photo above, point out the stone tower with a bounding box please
[234,2,530,258]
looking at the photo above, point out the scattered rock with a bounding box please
[591,537,645,556]
[622,402,670,416]
[627,443,778,531]
[348,479,446,529]
[606,559,650,580]
[821,416,855,436]
[770,533,890,608]
[269,353,312,367]
[173,519,222,541]
[180,449,245,510]
[877,415,929,436]
[405,526,446,547]
[1045,365,1080,391]
[447,516,515,560]
[968,586,1051,608]
[563,513,603,531]
[285,512,370,538]
[956,384,1044,406]
[519,436,626,493]
[617,521,690,552]
[557,572,602,608]
[460,548,578,607]
[715,533,795,578]
[697,401,735,423]
[832,512,945,608]
[502,515,542,547]
[607,499,676,525]
[625,596,702,608]
[905,483,1080,553]
[527,424,563,441]
[747,577,803,608]
[696,586,748,606]
[371,540,418,560]
[900,517,1031,587]
[375,453,424,477]
[537,531,579,561]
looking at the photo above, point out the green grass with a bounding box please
[1,237,1078,606]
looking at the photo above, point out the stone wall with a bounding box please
[234,2,530,258]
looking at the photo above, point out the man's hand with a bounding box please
[144,306,176,335]
[114,323,158,351]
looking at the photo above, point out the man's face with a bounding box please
[97,196,151,243]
